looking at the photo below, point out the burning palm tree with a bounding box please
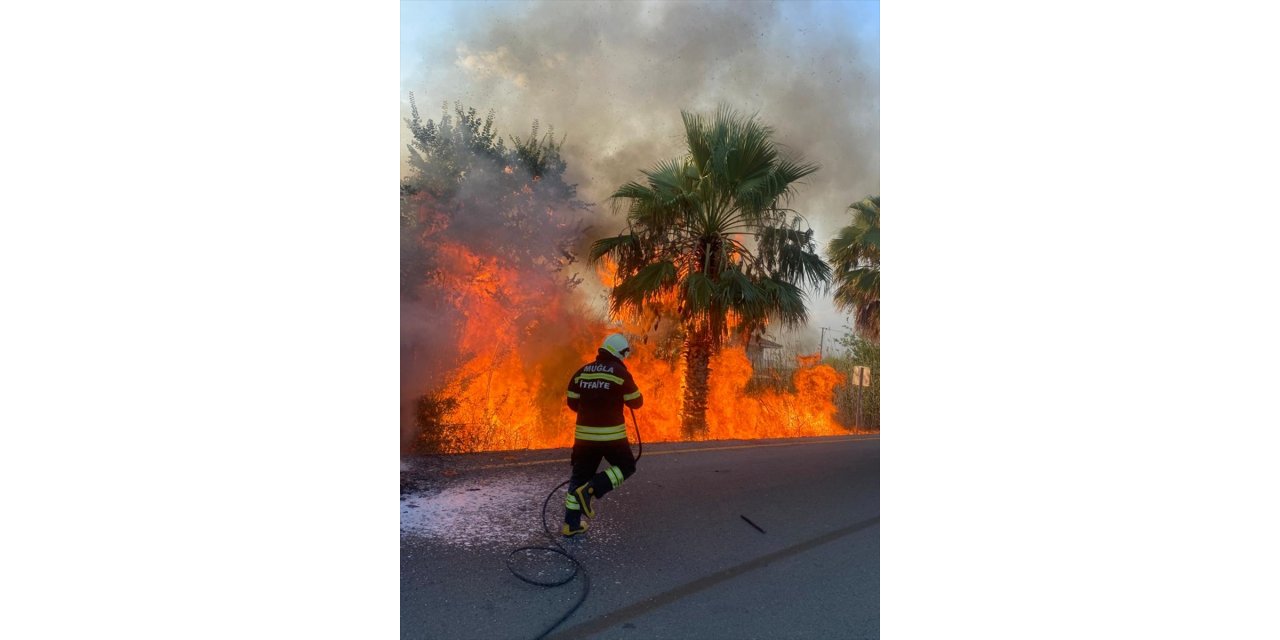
[591,106,830,438]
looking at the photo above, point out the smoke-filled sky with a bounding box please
[401,0,879,349]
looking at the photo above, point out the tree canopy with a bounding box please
[592,105,831,436]
[400,96,587,299]
[828,195,880,342]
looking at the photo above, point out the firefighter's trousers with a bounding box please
[564,438,636,526]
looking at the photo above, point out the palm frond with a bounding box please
[715,267,763,307]
[755,223,832,291]
[683,271,715,315]
[795,248,834,291]
[859,229,880,253]
[681,110,712,173]
[832,267,879,312]
[611,180,656,202]
[752,277,809,329]
[611,260,678,315]
[588,233,640,265]
[855,300,880,342]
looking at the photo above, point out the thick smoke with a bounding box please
[398,99,597,448]
[401,0,879,364]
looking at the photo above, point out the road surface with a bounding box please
[401,434,879,639]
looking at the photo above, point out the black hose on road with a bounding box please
[505,408,643,640]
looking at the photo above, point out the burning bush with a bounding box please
[400,99,591,452]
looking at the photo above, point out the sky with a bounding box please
[400,0,880,351]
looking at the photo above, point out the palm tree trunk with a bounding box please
[682,327,713,438]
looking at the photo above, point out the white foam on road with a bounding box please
[401,473,551,548]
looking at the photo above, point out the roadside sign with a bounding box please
[851,366,872,387]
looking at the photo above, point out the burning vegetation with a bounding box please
[402,101,867,454]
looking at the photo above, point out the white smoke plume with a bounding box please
[401,0,879,347]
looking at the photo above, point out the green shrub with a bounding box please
[829,332,879,430]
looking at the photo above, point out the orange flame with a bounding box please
[415,244,856,452]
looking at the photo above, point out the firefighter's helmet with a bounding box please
[602,333,631,359]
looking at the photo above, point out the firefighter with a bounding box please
[561,332,643,537]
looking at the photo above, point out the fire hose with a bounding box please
[505,407,643,640]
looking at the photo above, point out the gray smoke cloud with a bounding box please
[401,0,879,348]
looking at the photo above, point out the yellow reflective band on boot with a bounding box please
[565,493,580,510]
[606,466,624,488]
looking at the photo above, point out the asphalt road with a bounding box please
[401,434,880,640]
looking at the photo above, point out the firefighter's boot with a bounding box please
[561,520,589,537]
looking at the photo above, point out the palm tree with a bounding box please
[828,196,880,342]
[590,106,831,437]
